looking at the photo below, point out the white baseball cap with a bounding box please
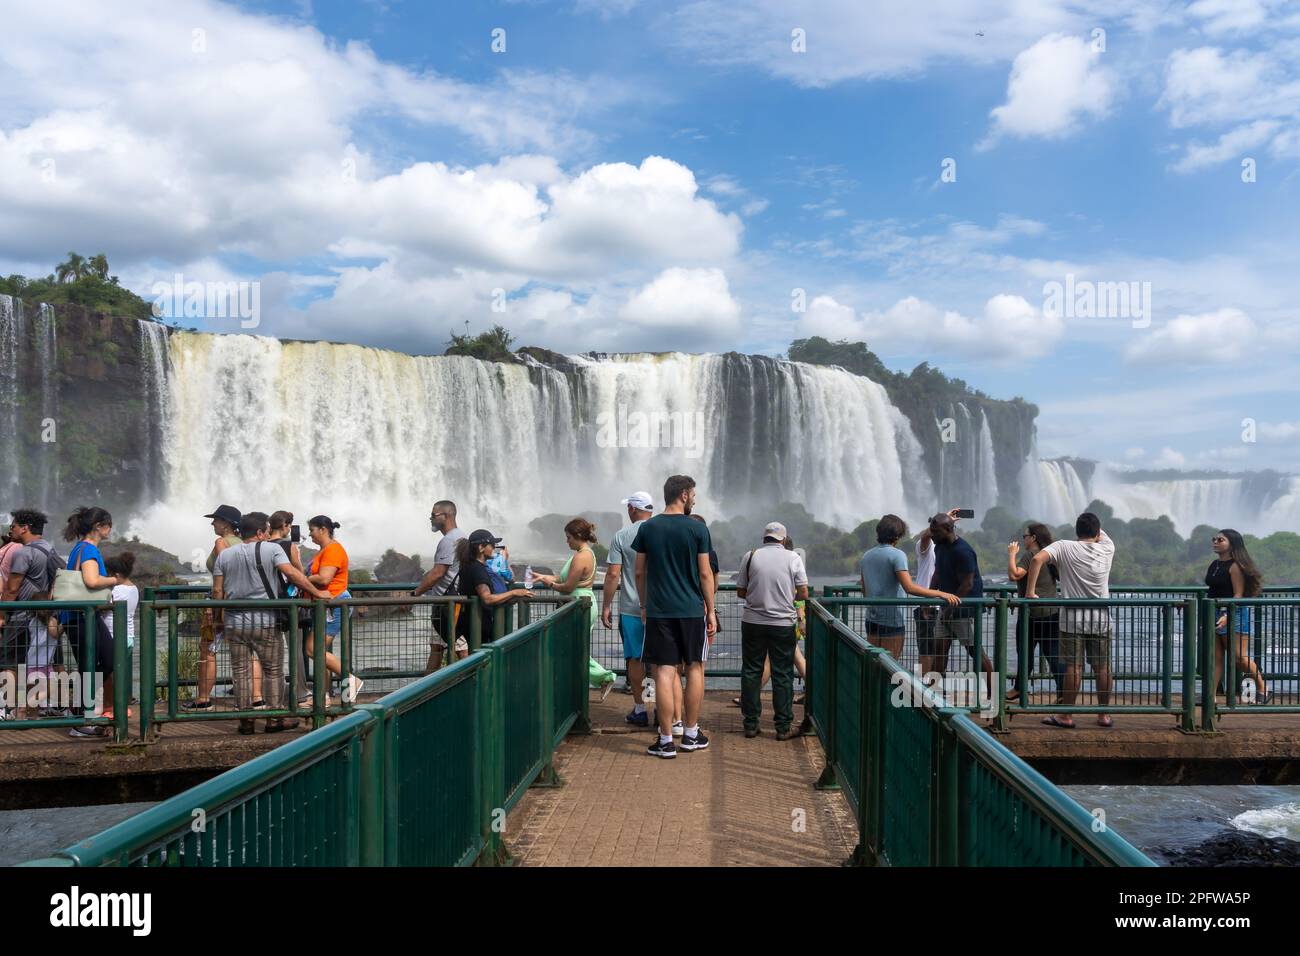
[621,491,655,511]
[764,521,788,540]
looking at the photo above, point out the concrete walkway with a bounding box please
[504,690,857,866]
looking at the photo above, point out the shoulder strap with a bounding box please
[253,542,280,600]
[743,549,755,581]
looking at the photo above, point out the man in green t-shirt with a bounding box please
[633,474,716,758]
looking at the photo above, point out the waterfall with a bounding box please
[138,321,171,504]
[1021,456,1092,526]
[1020,457,1295,536]
[935,403,999,522]
[0,295,22,507]
[128,334,934,557]
[34,303,59,509]
[977,410,1000,515]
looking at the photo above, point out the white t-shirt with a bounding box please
[1042,532,1115,634]
[915,537,936,590]
[100,583,140,647]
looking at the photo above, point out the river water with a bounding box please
[1063,784,1300,862]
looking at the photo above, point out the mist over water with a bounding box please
[1026,458,1300,535]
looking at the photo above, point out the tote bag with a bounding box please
[51,541,101,604]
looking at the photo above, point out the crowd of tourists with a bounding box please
[415,475,1273,754]
[0,481,1273,747]
[0,504,364,735]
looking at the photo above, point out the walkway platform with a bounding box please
[990,698,1300,785]
[504,690,858,867]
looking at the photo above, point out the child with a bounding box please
[94,552,137,721]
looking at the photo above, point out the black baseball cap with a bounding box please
[204,504,242,526]
[467,528,502,546]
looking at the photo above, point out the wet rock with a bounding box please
[1157,830,1300,867]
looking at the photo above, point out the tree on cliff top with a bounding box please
[1,254,153,321]
[445,324,517,362]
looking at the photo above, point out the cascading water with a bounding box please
[0,295,21,505]
[1020,456,1092,526]
[128,334,934,557]
[138,321,171,504]
[935,403,999,522]
[1019,457,1297,536]
[34,303,58,508]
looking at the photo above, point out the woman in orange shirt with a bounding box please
[305,515,362,701]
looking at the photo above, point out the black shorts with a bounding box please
[642,616,707,666]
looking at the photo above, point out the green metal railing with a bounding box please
[818,592,1300,727]
[805,600,1155,867]
[23,598,589,867]
[0,599,131,741]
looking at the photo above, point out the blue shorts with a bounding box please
[620,614,645,659]
[325,590,353,637]
[1216,606,1251,636]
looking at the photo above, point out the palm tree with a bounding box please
[89,253,109,280]
[55,252,88,283]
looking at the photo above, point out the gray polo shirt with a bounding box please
[214,540,292,631]
[735,542,808,627]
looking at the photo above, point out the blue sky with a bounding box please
[1,0,1297,472]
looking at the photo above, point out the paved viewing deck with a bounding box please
[504,691,858,866]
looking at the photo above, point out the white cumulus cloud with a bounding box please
[1124,307,1257,365]
[799,293,1064,362]
[982,33,1117,146]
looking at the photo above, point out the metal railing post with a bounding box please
[469,598,482,652]
[1161,603,1174,712]
[579,597,592,733]
[167,607,179,719]
[357,707,385,865]
[814,611,838,789]
[140,601,157,740]
[339,600,353,710]
[1200,598,1217,732]
[112,599,130,743]
[933,707,962,866]
[312,600,328,730]
[992,597,1009,732]
[1181,597,1197,732]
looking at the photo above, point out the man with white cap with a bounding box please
[734,521,808,739]
[602,491,655,726]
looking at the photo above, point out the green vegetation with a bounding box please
[731,499,1300,586]
[445,324,517,362]
[0,253,155,321]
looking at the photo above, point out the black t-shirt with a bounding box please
[1205,559,1235,600]
[457,560,494,644]
[935,537,983,618]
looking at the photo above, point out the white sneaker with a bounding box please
[671,720,684,737]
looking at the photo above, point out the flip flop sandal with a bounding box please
[1041,716,1076,728]
[1097,716,1114,728]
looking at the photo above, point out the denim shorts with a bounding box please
[1216,606,1251,636]
[325,590,352,637]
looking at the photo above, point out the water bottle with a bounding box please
[524,565,535,589]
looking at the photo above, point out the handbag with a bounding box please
[52,541,103,604]
[252,542,291,633]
